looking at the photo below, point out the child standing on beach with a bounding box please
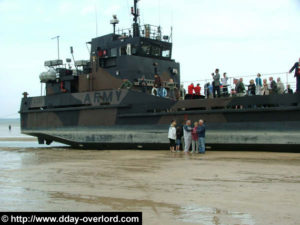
[168,120,177,152]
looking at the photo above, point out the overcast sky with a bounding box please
[0,0,300,118]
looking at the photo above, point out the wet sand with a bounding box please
[0,148,299,225]
[0,137,37,142]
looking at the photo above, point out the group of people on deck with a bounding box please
[186,59,300,99]
[168,120,206,154]
[232,75,291,97]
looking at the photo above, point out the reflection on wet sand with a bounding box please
[0,148,300,225]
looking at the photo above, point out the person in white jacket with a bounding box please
[168,120,177,152]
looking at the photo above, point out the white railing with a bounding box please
[181,72,296,95]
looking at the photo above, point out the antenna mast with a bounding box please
[51,36,60,60]
[95,4,98,36]
[131,0,140,37]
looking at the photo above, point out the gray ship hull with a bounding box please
[22,122,300,150]
[20,90,300,150]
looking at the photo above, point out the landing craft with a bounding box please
[20,0,300,150]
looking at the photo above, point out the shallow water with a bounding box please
[0,118,66,148]
[0,118,24,138]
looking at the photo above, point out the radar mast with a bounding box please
[131,0,140,37]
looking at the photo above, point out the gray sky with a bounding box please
[0,0,300,118]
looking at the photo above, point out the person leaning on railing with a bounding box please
[269,77,278,95]
[289,58,300,93]
[154,74,162,97]
[120,79,133,89]
[212,69,221,98]
[139,76,148,93]
[284,84,294,94]
[179,85,186,100]
[255,73,263,95]
[247,80,256,96]
[221,73,229,96]
[277,78,285,94]
[235,78,246,97]
[167,79,176,100]
[262,79,269,95]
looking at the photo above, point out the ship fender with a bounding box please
[151,87,158,96]
[162,88,168,97]
[151,87,168,97]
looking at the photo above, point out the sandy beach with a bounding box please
[0,147,299,225]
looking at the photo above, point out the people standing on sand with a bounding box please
[255,73,263,95]
[197,120,206,154]
[168,120,177,152]
[289,58,300,93]
[183,120,193,153]
[8,125,11,132]
[176,125,183,152]
[191,121,199,153]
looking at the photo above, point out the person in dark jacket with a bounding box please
[139,77,148,93]
[204,82,211,98]
[284,84,294,94]
[176,125,183,151]
[247,79,256,96]
[235,78,245,97]
[154,74,163,97]
[212,69,221,98]
[269,77,278,94]
[289,58,300,93]
[196,120,206,154]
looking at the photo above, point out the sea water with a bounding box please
[0,118,66,148]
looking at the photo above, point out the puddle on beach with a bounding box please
[177,205,255,225]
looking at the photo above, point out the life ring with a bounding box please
[152,87,168,97]
[162,88,168,97]
[151,87,158,96]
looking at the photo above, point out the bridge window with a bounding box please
[162,49,170,58]
[111,48,118,57]
[151,46,161,57]
[141,45,151,55]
